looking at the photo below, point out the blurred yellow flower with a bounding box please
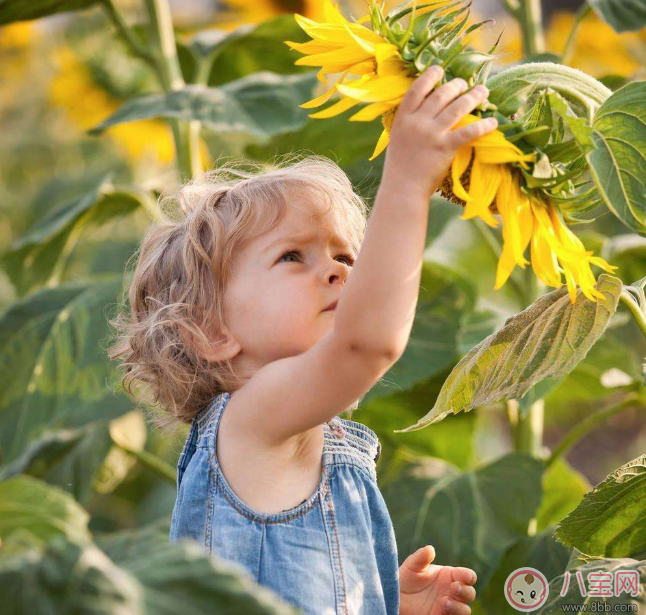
[48,45,210,167]
[0,22,35,49]
[476,10,644,78]
[547,11,644,78]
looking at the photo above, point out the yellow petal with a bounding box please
[323,0,349,25]
[308,96,359,118]
[451,146,473,202]
[349,101,394,121]
[369,128,390,161]
[294,45,375,69]
[494,240,519,289]
[284,39,340,54]
[300,68,353,108]
[337,74,413,102]
[375,43,407,77]
[461,158,500,228]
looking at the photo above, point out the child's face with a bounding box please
[222,191,356,371]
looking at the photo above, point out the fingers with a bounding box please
[453,567,477,585]
[435,84,490,129]
[450,580,477,604]
[399,65,445,114]
[403,545,436,572]
[446,116,498,149]
[442,597,471,615]
[418,77,469,118]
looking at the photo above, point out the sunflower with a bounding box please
[286,0,617,304]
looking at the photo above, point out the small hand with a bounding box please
[399,545,477,615]
[382,66,497,200]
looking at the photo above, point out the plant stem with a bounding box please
[546,393,642,468]
[143,0,202,180]
[561,4,592,65]
[112,440,177,485]
[517,0,545,57]
[501,0,520,18]
[507,398,544,457]
[620,289,646,339]
[101,0,158,68]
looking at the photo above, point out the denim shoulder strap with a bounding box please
[175,418,199,488]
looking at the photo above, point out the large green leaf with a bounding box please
[0,421,113,504]
[0,278,132,465]
[177,15,311,86]
[554,454,646,559]
[89,72,318,139]
[0,176,147,296]
[381,452,545,587]
[396,275,623,432]
[363,262,476,404]
[536,458,591,533]
[587,81,646,235]
[0,526,301,614]
[0,475,91,554]
[589,0,646,32]
[539,557,646,614]
[0,0,99,25]
[480,528,571,615]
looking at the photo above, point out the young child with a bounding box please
[110,66,494,615]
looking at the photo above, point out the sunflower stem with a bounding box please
[508,398,544,458]
[546,393,642,469]
[561,4,592,65]
[620,289,646,339]
[143,0,202,180]
[516,0,545,57]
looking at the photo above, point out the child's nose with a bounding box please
[326,259,349,285]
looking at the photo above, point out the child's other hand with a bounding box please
[398,545,477,615]
[382,66,498,200]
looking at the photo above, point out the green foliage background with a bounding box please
[0,0,644,613]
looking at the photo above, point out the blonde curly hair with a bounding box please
[107,153,370,433]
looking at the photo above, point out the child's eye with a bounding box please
[338,253,355,266]
[278,249,302,263]
[278,250,355,266]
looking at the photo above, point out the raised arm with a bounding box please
[228,67,497,444]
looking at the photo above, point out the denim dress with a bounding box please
[169,392,400,615]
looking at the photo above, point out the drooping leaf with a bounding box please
[89,72,319,139]
[0,421,112,505]
[0,176,147,296]
[480,528,571,615]
[554,454,646,559]
[587,81,646,235]
[396,275,623,432]
[0,527,302,615]
[381,452,545,588]
[0,476,91,553]
[0,0,99,25]
[589,0,646,33]
[539,558,646,614]
[0,278,132,465]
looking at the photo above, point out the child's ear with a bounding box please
[182,322,241,363]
